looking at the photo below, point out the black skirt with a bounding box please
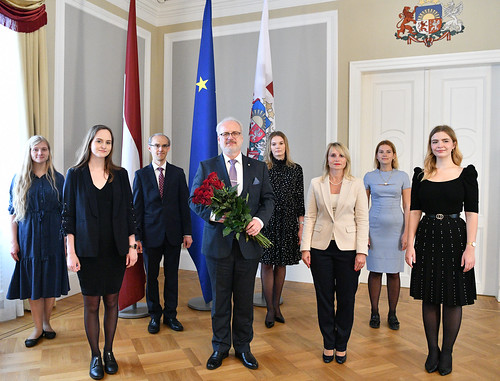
[410,215,476,306]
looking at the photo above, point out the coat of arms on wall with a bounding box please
[395,0,464,47]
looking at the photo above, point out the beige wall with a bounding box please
[46,0,500,143]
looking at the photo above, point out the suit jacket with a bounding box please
[300,175,369,254]
[133,162,192,248]
[189,154,275,260]
[62,166,137,257]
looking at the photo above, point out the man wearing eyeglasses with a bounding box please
[189,117,275,370]
[133,133,192,334]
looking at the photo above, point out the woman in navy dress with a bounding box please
[406,125,478,376]
[364,141,410,330]
[260,131,305,328]
[7,135,69,348]
[63,125,138,380]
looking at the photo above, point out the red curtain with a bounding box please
[0,1,46,33]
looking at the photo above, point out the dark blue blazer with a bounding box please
[62,166,137,257]
[133,162,192,248]
[189,154,275,260]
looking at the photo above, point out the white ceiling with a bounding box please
[106,0,334,27]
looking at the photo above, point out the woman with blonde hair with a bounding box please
[363,140,410,330]
[63,125,138,379]
[301,142,368,364]
[406,125,478,376]
[7,135,69,347]
[260,131,304,328]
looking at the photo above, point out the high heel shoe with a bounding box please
[265,319,275,328]
[335,351,347,364]
[323,350,334,363]
[438,349,452,376]
[274,315,285,324]
[425,348,440,373]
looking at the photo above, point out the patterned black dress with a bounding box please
[409,165,478,306]
[261,158,305,266]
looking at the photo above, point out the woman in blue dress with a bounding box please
[364,140,410,330]
[7,135,69,348]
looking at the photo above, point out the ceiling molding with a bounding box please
[105,0,336,27]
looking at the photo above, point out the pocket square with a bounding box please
[252,177,260,185]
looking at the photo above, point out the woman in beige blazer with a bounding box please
[301,142,368,364]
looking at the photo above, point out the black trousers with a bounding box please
[143,241,181,319]
[310,241,359,351]
[205,240,260,353]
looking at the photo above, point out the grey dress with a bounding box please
[363,169,410,273]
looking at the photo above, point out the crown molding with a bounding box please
[105,0,336,27]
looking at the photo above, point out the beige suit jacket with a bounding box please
[300,175,369,254]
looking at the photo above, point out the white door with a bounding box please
[359,66,491,295]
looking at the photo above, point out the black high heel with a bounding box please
[438,349,452,376]
[323,350,334,363]
[425,348,440,373]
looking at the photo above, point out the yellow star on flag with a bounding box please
[196,76,208,92]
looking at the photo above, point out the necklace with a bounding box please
[378,169,394,186]
[329,177,343,186]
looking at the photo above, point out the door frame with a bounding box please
[348,49,500,300]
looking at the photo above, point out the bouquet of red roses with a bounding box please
[192,172,272,248]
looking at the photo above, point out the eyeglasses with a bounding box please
[149,144,170,149]
[219,131,242,138]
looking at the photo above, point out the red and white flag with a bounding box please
[248,0,275,161]
[122,0,142,186]
[119,0,145,311]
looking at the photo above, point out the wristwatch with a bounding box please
[467,242,477,247]
[129,243,137,249]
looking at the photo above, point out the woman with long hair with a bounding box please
[405,125,478,376]
[301,142,368,364]
[7,136,69,347]
[260,131,304,328]
[363,140,410,330]
[62,125,138,380]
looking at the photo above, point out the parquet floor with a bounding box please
[0,270,499,380]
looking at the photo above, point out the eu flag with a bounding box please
[188,0,218,304]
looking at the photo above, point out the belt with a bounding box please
[426,213,460,220]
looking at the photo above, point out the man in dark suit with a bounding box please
[189,117,275,370]
[133,133,192,334]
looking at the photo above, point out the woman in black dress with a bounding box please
[261,131,304,328]
[7,136,69,347]
[405,125,478,376]
[63,125,138,380]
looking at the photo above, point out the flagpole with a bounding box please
[187,0,218,311]
[247,0,282,308]
[118,0,147,318]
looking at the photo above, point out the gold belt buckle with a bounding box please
[436,213,444,220]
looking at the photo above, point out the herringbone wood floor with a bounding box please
[0,270,499,380]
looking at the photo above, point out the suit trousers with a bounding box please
[143,241,181,319]
[310,240,359,351]
[205,239,260,353]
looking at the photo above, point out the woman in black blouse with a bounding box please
[405,125,478,376]
[63,125,138,380]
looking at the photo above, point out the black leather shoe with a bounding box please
[275,315,285,324]
[206,350,228,370]
[164,317,184,331]
[148,317,160,334]
[235,351,258,370]
[369,313,380,328]
[265,320,274,328]
[388,314,400,330]
[438,349,452,376]
[25,333,43,348]
[103,350,118,374]
[335,352,347,364]
[43,330,56,339]
[89,355,104,380]
[425,348,440,373]
[323,351,334,363]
